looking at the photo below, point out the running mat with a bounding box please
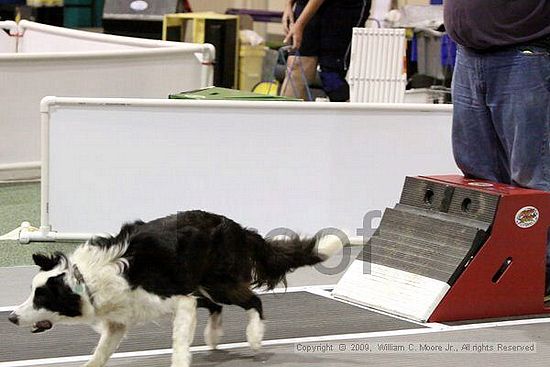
[0,291,424,362]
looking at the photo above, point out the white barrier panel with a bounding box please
[35,98,457,241]
[0,22,214,178]
[0,21,17,53]
[17,20,184,53]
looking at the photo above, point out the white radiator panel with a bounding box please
[348,28,407,103]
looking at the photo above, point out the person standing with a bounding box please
[444,1,550,294]
[281,0,371,101]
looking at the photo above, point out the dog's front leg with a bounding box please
[84,321,127,367]
[172,296,197,367]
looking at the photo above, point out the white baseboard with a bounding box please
[0,168,40,182]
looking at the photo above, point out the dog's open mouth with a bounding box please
[31,320,52,333]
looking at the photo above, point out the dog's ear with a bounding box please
[32,252,67,271]
[118,220,145,239]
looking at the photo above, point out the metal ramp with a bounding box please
[334,175,550,322]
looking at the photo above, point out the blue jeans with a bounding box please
[452,45,550,289]
[452,45,550,189]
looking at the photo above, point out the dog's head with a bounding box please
[8,252,89,333]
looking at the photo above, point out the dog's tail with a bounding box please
[248,232,343,290]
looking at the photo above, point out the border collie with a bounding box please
[8,210,342,367]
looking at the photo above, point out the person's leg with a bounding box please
[318,0,370,101]
[281,55,318,100]
[451,46,511,183]
[484,47,550,191]
[482,46,550,294]
[281,0,320,100]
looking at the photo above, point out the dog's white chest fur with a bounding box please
[125,288,179,322]
[92,284,180,325]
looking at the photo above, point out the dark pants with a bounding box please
[292,0,371,101]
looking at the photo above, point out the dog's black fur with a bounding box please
[32,273,83,317]
[88,210,326,319]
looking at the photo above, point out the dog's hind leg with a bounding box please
[198,297,223,349]
[84,321,127,367]
[232,291,264,351]
[200,284,265,351]
[172,296,197,367]
[244,295,264,351]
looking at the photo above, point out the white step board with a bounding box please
[332,260,450,322]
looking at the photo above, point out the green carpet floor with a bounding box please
[0,182,77,267]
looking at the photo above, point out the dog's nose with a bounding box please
[8,312,19,325]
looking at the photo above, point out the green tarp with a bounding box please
[169,87,300,101]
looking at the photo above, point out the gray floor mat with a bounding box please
[0,292,423,362]
[26,323,550,367]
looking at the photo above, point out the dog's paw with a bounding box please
[204,312,223,349]
[246,310,264,351]
[170,354,191,367]
[83,361,103,367]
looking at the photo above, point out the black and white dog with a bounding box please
[8,210,342,367]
